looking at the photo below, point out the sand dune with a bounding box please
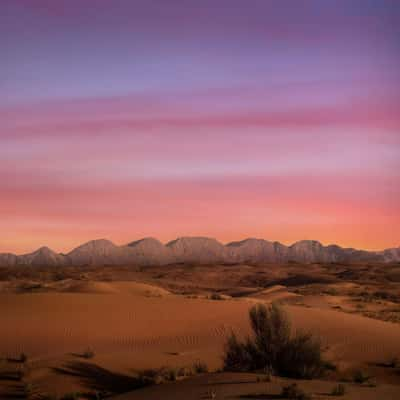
[1,293,399,367]
[0,261,399,398]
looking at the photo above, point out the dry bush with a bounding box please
[193,360,208,373]
[223,303,326,379]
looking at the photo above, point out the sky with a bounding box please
[1,0,400,254]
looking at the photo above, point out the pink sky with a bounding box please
[1,1,399,254]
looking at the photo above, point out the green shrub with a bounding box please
[331,383,346,396]
[223,303,326,379]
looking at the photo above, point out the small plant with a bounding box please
[331,383,346,396]
[19,353,28,363]
[82,348,95,359]
[136,368,162,384]
[24,382,34,397]
[323,360,337,372]
[388,356,399,368]
[177,366,192,377]
[280,383,311,400]
[353,369,370,384]
[193,360,208,374]
[136,366,182,384]
[166,367,177,381]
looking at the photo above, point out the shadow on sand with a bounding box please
[53,361,149,394]
[238,395,282,399]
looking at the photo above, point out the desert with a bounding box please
[0,239,399,399]
[2,1,400,398]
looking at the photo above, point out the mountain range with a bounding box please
[0,237,399,267]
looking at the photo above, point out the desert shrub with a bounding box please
[177,366,192,377]
[324,288,339,296]
[223,303,326,379]
[136,366,183,384]
[278,331,324,379]
[373,291,391,300]
[223,332,253,372]
[193,360,208,374]
[280,383,311,400]
[352,369,370,384]
[331,383,346,396]
[136,368,160,384]
[249,303,291,370]
[322,360,337,371]
[166,367,177,381]
[209,293,224,300]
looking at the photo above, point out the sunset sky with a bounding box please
[1,0,399,254]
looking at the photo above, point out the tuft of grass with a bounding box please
[280,383,311,400]
[331,383,346,396]
[388,356,399,368]
[352,369,370,384]
[193,360,208,374]
[82,348,95,359]
[137,366,191,384]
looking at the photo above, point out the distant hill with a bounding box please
[0,237,398,267]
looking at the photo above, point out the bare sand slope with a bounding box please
[0,293,247,370]
[0,293,399,369]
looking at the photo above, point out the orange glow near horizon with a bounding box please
[1,176,399,254]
